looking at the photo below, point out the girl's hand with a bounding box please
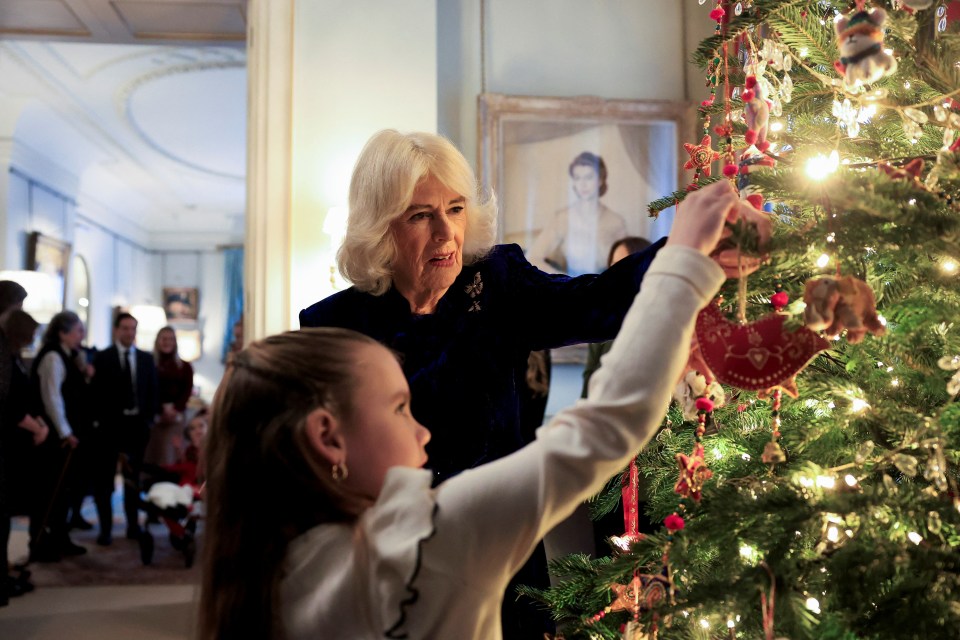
[34,423,49,446]
[666,180,741,255]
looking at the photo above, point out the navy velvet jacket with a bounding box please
[299,240,664,482]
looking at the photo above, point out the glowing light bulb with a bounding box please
[878,315,887,327]
[941,259,958,274]
[770,120,785,132]
[799,47,809,57]
[727,620,736,629]
[806,150,840,180]
[827,526,840,542]
[816,253,831,268]
[891,378,900,387]
[806,597,821,614]
[817,475,836,489]
[845,474,858,487]
[700,619,711,629]
[739,544,755,559]
[908,531,923,545]
[850,398,869,413]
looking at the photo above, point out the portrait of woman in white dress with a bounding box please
[526,152,628,276]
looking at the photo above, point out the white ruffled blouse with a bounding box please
[280,246,725,640]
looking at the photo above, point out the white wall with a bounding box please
[438,0,688,168]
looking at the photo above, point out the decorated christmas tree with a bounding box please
[526,1,960,638]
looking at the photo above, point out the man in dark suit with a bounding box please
[91,312,158,545]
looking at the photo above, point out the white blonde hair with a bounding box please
[337,130,498,295]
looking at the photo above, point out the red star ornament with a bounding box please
[609,568,672,615]
[683,134,722,177]
[878,158,924,181]
[674,442,713,502]
[695,302,830,398]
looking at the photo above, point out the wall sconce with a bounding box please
[0,270,63,323]
[322,206,349,291]
[175,328,202,362]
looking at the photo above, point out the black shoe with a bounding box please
[60,540,87,557]
[96,532,112,546]
[69,516,94,531]
[4,574,34,597]
[139,531,154,566]
[126,526,142,540]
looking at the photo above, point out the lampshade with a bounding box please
[128,304,168,349]
[0,270,62,323]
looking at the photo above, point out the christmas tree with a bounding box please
[526,1,960,638]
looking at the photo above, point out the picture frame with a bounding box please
[478,93,695,361]
[26,231,71,307]
[162,286,200,321]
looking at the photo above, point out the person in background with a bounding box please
[299,129,667,637]
[581,236,654,398]
[29,311,91,562]
[144,327,194,467]
[91,312,159,546]
[198,179,743,640]
[0,282,31,603]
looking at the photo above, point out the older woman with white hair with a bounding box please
[300,129,668,637]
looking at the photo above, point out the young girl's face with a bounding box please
[342,343,432,497]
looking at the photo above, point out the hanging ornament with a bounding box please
[743,75,771,152]
[938,354,960,395]
[674,442,714,502]
[833,7,898,89]
[683,134,723,182]
[802,276,886,344]
[878,158,925,181]
[695,302,829,397]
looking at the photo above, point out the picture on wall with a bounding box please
[26,231,71,307]
[163,287,199,321]
[478,94,694,362]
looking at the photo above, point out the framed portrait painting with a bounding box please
[163,286,200,321]
[26,231,71,306]
[478,94,694,361]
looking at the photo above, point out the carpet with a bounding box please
[10,516,202,588]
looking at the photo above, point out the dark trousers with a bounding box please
[91,415,149,533]
[119,415,149,531]
[28,436,74,552]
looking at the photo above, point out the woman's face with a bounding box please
[341,343,431,498]
[61,322,84,350]
[571,164,600,200]
[389,174,467,301]
[157,330,177,355]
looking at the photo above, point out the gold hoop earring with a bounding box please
[332,462,349,482]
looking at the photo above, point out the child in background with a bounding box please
[198,180,752,639]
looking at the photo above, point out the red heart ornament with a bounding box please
[695,302,829,393]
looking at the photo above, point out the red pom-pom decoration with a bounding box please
[664,513,686,531]
[745,75,758,89]
[744,129,758,144]
[770,291,789,310]
[701,97,715,107]
[756,140,771,152]
[695,397,715,412]
[737,403,748,413]
[741,89,755,102]
[709,7,725,21]
[722,164,739,177]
